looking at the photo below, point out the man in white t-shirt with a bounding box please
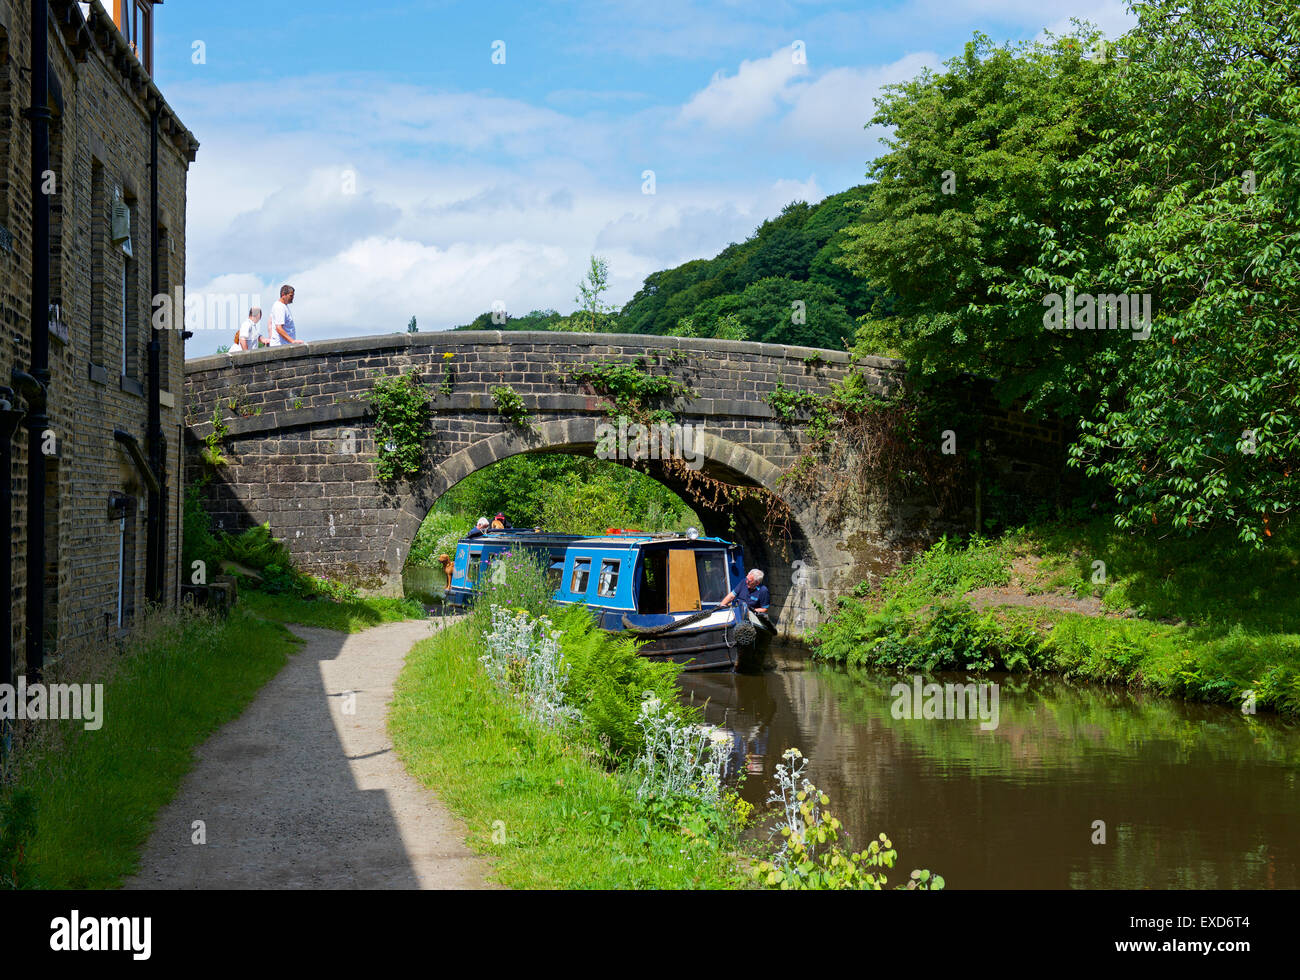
[268,284,304,346]
[233,307,262,351]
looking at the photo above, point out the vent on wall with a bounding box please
[111,191,132,257]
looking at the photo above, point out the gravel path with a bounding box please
[127,617,494,889]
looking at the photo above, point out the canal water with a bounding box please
[677,644,1300,889]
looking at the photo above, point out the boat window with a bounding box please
[696,550,728,604]
[597,559,620,598]
[570,557,591,595]
[547,561,564,593]
[467,551,481,585]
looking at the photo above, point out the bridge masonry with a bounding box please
[183,331,1066,636]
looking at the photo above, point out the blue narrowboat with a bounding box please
[445,528,770,671]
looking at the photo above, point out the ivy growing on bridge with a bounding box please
[568,360,695,426]
[369,370,432,483]
[491,385,533,428]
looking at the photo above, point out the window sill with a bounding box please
[159,390,175,408]
[120,375,144,397]
[89,363,109,385]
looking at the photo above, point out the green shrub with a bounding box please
[551,604,684,759]
[182,484,220,573]
[0,791,37,890]
[468,548,557,635]
[217,522,292,572]
[407,510,474,568]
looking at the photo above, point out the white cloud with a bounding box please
[680,48,810,129]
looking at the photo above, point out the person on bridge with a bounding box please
[719,568,770,617]
[234,307,263,351]
[268,284,304,347]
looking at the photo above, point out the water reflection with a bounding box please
[677,645,1300,889]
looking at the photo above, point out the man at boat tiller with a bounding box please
[719,568,771,623]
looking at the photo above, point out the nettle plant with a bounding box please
[753,748,944,891]
[369,369,431,483]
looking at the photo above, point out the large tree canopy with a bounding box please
[838,1,1299,544]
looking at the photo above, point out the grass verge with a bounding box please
[389,620,747,889]
[811,519,1300,717]
[241,588,426,633]
[1,605,300,889]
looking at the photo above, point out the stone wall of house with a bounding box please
[0,0,197,667]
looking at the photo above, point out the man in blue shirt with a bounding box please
[720,568,770,616]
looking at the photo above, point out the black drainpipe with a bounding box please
[145,107,163,602]
[20,0,52,680]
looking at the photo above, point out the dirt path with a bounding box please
[127,617,495,889]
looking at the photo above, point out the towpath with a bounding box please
[127,617,494,889]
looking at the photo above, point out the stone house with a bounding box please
[0,0,197,676]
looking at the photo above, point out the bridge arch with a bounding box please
[386,418,829,632]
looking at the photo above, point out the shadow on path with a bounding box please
[126,618,494,889]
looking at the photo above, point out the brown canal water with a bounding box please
[677,644,1300,889]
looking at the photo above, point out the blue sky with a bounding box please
[135,0,1135,351]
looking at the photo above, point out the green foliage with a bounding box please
[390,621,746,888]
[837,6,1299,545]
[839,28,1117,415]
[369,370,431,482]
[550,604,683,758]
[569,361,694,424]
[752,751,941,891]
[619,185,881,340]
[1058,1,1300,545]
[573,254,618,333]
[691,276,855,349]
[490,385,532,427]
[407,510,474,568]
[407,315,418,334]
[467,547,558,636]
[217,522,292,572]
[0,791,37,889]
[201,407,229,468]
[433,454,694,532]
[182,483,220,573]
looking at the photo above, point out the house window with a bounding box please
[569,557,591,595]
[467,550,481,585]
[118,0,154,74]
[596,559,620,598]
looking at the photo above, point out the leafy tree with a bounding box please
[407,315,418,333]
[574,255,617,332]
[838,28,1119,414]
[694,277,855,349]
[1059,0,1300,544]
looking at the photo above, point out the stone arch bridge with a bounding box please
[184,332,1059,635]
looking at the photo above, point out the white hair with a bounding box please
[749,569,764,583]
[476,517,489,528]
